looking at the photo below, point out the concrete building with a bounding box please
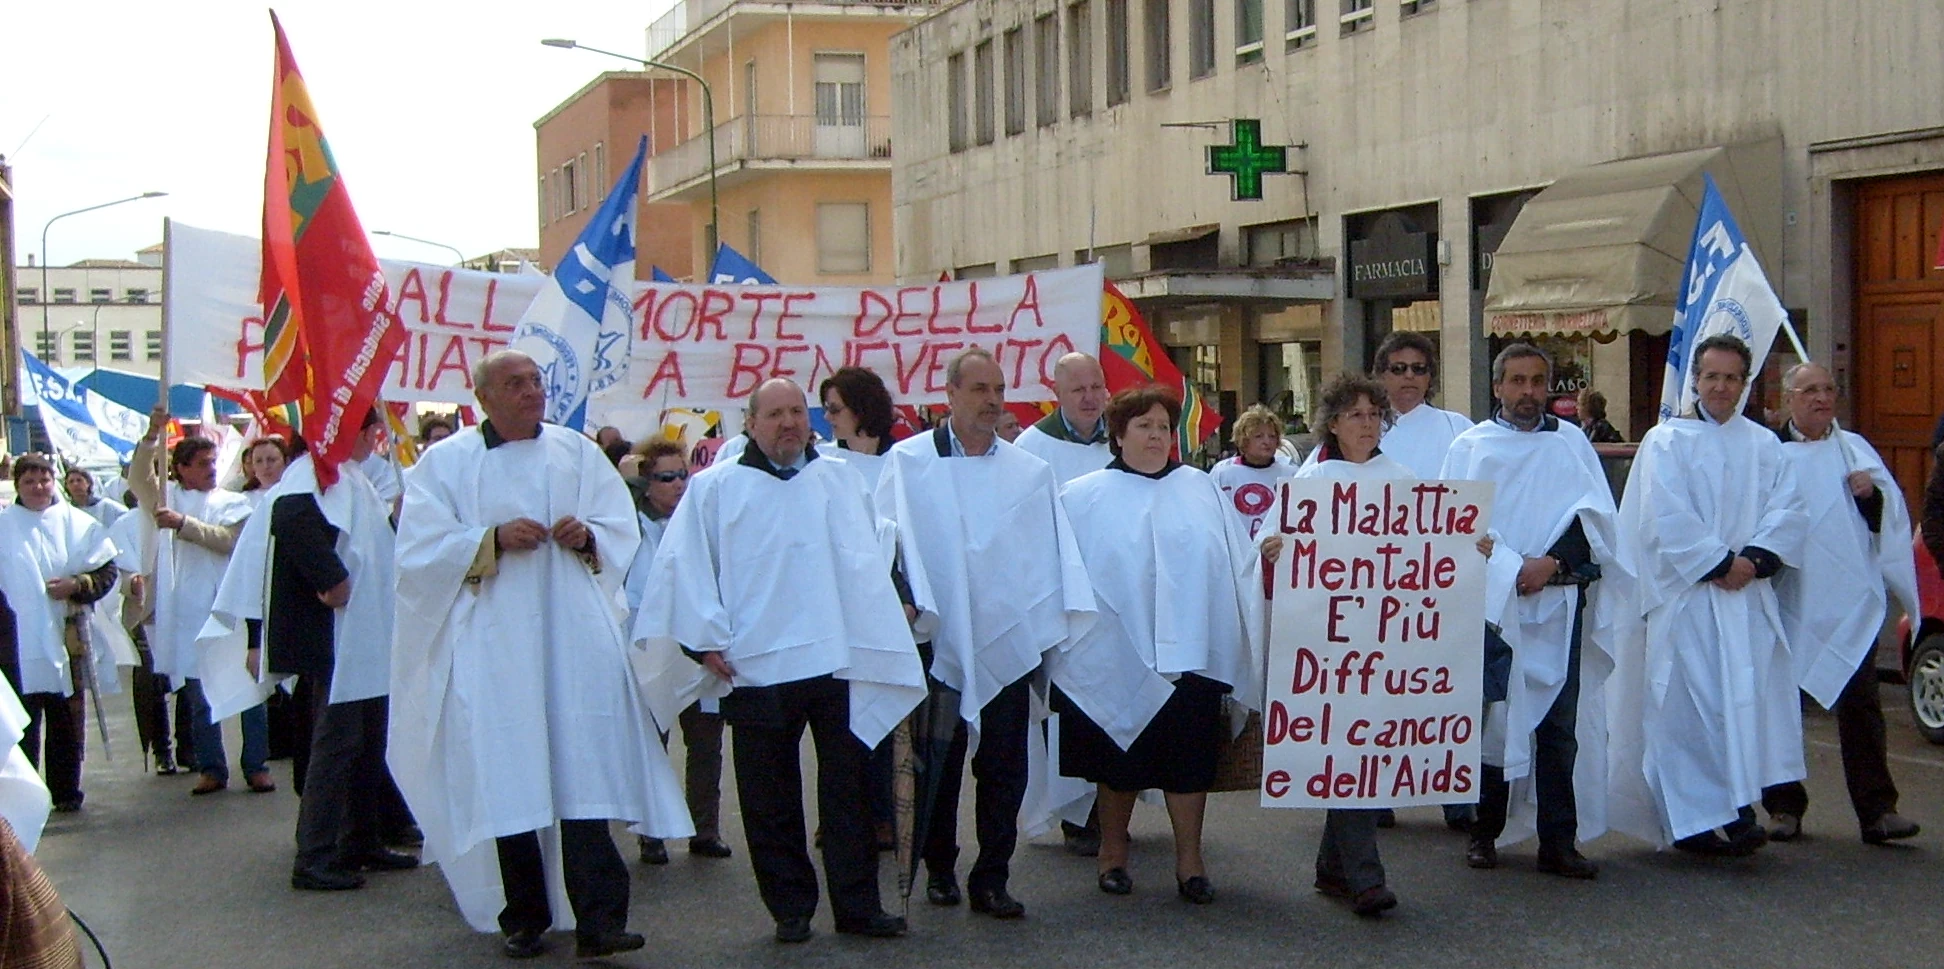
[639,0,951,283]
[893,0,1944,490]
[536,72,697,277]
[15,251,164,377]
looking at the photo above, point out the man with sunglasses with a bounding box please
[623,439,732,866]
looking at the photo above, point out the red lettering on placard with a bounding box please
[696,290,735,342]
[480,278,512,333]
[892,287,929,337]
[776,293,811,341]
[739,291,782,340]
[428,335,473,391]
[641,351,686,399]
[854,290,893,337]
[392,269,429,324]
[963,282,998,334]
[651,290,698,342]
[1264,770,1291,799]
[926,285,960,335]
[727,343,769,397]
[1006,274,1045,331]
[771,344,810,382]
[433,272,474,330]
[236,317,266,381]
[890,342,930,396]
[922,341,963,392]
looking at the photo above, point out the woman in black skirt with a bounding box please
[1049,386,1263,905]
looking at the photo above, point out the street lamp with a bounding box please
[40,191,167,368]
[373,230,467,266]
[541,38,719,261]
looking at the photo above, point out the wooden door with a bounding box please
[1854,174,1944,509]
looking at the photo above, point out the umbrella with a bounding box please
[895,680,963,910]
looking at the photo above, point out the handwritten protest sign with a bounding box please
[1260,477,1492,809]
[164,222,1098,411]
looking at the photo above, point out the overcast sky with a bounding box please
[4,1,674,267]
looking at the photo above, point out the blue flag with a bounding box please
[651,266,676,283]
[512,136,647,429]
[709,243,776,285]
[1657,173,1787,423]
[20,351,146,465]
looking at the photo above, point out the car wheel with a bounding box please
[1907,637,1944,745]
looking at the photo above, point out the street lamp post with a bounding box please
[541,38,719,263]
[373,230,467,266]
[39,191,167,366]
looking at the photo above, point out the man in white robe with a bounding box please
[127,412,266,795]
[636,378,925,944]
[1608,334,1809,854]
[1443,345,1618,879]
[1007,352,1111,855]
[1761,362,1921,845]
[390,350,690,960]
[0,455,121,813]
[876,348,1097,919]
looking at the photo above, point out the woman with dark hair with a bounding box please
[418,415,456,446]
[1579,390,1624,443]
[1050,385,1262,906]
[819,366,899,487]
[240,437,292,497]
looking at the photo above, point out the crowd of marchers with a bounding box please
[0,328,1924,961]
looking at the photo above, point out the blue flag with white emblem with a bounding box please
[709,242,776,284]
[512,136,647,429]
[1657,173,1787,423]
[19,351,146,465]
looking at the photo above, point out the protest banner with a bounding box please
[1259,477,1492,809]
[164,222,1098,413]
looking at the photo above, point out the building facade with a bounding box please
[641,0,951,283]
[536,72,697,277]
[893,0,1944,493]
[14,251,164,377]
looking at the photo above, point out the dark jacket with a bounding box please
[264,493,348,678]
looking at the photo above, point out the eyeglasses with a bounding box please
[648,469,690,483]
[1383,362,1431,376]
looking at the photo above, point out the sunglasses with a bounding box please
[648,469,690,483]
[1383,362,1431,376]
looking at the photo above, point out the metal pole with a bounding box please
[38,192,167,371]
[373,230,466,266]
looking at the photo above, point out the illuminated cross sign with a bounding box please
[1206,119,1288,201]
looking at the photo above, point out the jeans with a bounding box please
[183,679,269,781]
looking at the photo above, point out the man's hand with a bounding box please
[45,577,78,600]
[550,516,592,552]
[1261,535,1286,564]
[128,574,146,600]
[904,603,919,626]
[1848,470,1876,498]
[147,403,170,442]
[1516,556,1559,596]
[245,647,261,679]
[701,652,736,683]
[495,518,549,552]
[154,507,185,530]
[317,578,351,609]
[1712,555,1758,591]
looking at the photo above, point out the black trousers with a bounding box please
[292,666,391,872]
[495,821,629,941]
[1476,608,1585,848]
[1762,651,1899,827]
[1,647,84,806]
[922,673,1032,893]
[725,675,880,922]
[1316,809,1385,893]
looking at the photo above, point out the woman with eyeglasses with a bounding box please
[818,367,899,489]
[1359,331,1474,479]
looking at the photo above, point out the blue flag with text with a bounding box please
[1657,174,1788,422]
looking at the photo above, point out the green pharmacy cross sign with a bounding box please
[1207,119,1288,201]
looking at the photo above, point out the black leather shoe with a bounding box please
[834,912,907,938]
[291,867,366,891]
[1536,846,1599,880]
[774,917,813,944]
[501,929,547,960]
[1465,838,1498,869]
[1097,867,1133,895]
[575,931,646,958]
[926,872,962,906]
[353,848,421,872]
[967,886,1025,919]
[1352,885,1398,917]
[1313,875,1352,899]
[637,836,669,865]
[1673,831,1736,855]
[1862,813,1921,845]
[1063,823,1101,858]
[689,836,733,858]
[1176,875,1215,905]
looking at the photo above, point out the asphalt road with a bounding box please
[36,684,1944,969]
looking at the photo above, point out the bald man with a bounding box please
[1014,352,1113,484]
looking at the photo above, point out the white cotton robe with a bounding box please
[150,485,252,682]
[1442,419,1623,845]
[875,434,1097,721]
[389,425,692,933]
[1050,466,1264,749]
[1013,425,1113,485]
[0,502,122,699]
[632,452,926,746]
[1606,415,1809,845]
[1773,429,1918,709]
[0,679,50,853]
[1209,455,1299,539]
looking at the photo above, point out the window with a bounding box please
[53,288,76,303]
[747,209,762,268]
[16,287,36,303]
[575,154,588,212]
[34,332,57,360]
[815,53,867,127]
[1003,29,1027,136]
[947,52,968,151]
[594,143,607,202]
[109,330,132,362]
[1401,0,1435,15]
[1013,253,1059,273]
[1068,2,1093,117]
[89,287,112,303]
[973,40,996,145]
[1236,0,1265,62]
[1189,0,1216,78]
[1286,0,1317,48]
[816,202,871,274]
[562,159,580,214]
[1144,0,1170,92]
[146,330,163,360]
[1105,0,1130,105]
[1246,218,1318,265]
[72,330,95,362]
[538,175,548,224]
[124,287,150,303]
[953,263,998,279]
[1035,15,1061,127]
[1341,0,1373,35]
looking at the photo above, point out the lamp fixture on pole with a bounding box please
[373,229,467,266]
[39,191,167,365]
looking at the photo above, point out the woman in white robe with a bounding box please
[816,366,899,490]
[1050,386,1264,906]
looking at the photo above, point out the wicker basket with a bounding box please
[1208,710,1264,793]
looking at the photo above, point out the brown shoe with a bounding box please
[191,775,227,796]
[246,772,277,794]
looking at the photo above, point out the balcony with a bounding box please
[649,114,893,201]
[647,0,952,62]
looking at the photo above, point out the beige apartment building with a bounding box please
[536,73,696,277]
[640,0,948,283]
[894,0,1944,496]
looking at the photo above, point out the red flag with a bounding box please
[1098,282,1222,450]
[258,12,406,486]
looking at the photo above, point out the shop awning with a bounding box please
[1484,139,1781,337]
[1140,223,1220,247]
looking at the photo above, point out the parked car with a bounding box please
[1895,528,1944,744]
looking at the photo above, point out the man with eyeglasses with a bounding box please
[623,438,732,867]
[1608,334,1808,857]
